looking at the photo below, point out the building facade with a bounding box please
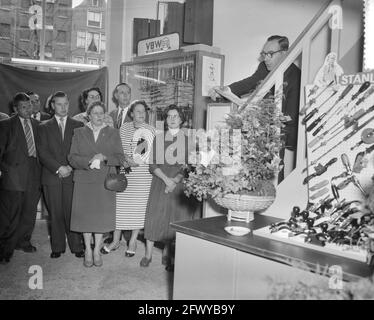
[70,0,106,66]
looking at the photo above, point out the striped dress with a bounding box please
[115,122,155,230]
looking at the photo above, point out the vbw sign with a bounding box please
[138,33,180,56]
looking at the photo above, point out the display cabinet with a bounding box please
[120,48,225,129]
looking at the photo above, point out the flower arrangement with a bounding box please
[184,96,291,201]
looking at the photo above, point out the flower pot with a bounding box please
[214,193,275,222]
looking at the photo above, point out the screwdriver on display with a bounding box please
[299,80,334,115]
[302,90,338,125]
[355,85,374,107]
[308,84,319,97]
[309,112,374,165]
[329,104,374,136]
[303,157,337,184]
[312,106,374,152]
[311,84,354,136]
[336,82,371,115]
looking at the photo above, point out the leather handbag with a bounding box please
[104,166,127,192]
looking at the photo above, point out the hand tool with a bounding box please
[299,80,334,115]
[303,157,337,184]
[302,90,338,125]
[311,111,374,156]
[350,128,374,151]
[308,84,319,97]
[352,144,374,173]
[355,85,374,107]
[309,179,330,192]
[336,82,371,115]
[329,107,368,136]
[311,84,354,136]
[341,153,367,197]
[310,187,330,200]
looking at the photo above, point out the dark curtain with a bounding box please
[0,64,108,116]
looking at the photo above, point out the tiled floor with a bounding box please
[0,220,174,300]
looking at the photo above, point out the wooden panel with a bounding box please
[163,2,185,45]
[173,233,236,299]
[184,0,213,45]
[133,18,150,54]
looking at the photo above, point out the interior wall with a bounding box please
[213,0,363,85]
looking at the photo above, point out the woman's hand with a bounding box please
[90,153,107,163]
[164,177,177,193]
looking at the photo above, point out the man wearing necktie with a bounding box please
[109,83,133,129]
[0,93,41,263]
[26,91,51,122]
[37,92,84,259]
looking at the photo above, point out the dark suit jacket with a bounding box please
[0,116,41,191]
[229,62,301,151]
[39,112,51,121]
[37,117,83,186]
[68,126,125,184]
[109,107,132,129]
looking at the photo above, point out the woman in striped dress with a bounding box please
[101,100,155,256]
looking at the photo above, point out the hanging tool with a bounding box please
[308,84,319,97]
[311,84,354,136]
[352,144,374,173]
[302,90,338,125]
[309,180,330,192]
[312,105,374,152]
[340,153,367,197]
[355,85,374,107]
[299,80,334,115]
[310,187,330,200]
[336,82,371,116]
[350,128,374,151]
[331,104,374,136]
[309,113,374,165]
[303,157,337,185]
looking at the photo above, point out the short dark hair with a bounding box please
[112,82,131,105]
[51,91,68,104]
[128,100,149,120]
[267,35,289,51]
[163,104,186,130]
[80,87,103,110]
[86,101,106,115]
[13,92,30,107]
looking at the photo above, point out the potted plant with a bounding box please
[184,95,290,221]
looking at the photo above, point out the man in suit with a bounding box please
[27,91,51,122]
[109,83,133,129]
[37,91,84,259]
[210,35,301,180]
[0,93,41,263]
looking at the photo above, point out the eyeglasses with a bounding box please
[88,94,101,100]
[260,49,285,59]
[167,114,180,120]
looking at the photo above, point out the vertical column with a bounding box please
[106,0,127,111]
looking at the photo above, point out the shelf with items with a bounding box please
[254,64,374,265]
[120,49,225,130]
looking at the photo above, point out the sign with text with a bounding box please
[137,33,180,56]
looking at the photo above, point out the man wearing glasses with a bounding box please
[26,91,51,122]
[210,35,301,180]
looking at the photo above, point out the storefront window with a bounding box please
[0,0,107,68]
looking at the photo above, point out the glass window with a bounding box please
[59,4,68,17]
[87,11,101,28]
[92,0,99,7]
[86,32,99,52]
[19,28,30,41]
[77,31,86,48]
[87,57,98,65]
[56,30,67,43]
[73,56,85,64]
[100,34,105,52]
[0,23,11,38]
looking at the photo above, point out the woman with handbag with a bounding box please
[68,101,125,267]
[141,105,200,270]
[101,100,155,257]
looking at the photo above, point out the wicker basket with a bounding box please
[214,193,275,222]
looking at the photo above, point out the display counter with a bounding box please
[171,215,374,299]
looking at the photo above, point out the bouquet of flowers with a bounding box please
[184,96,290,201]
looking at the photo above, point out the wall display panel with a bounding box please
[254,56,374,264]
